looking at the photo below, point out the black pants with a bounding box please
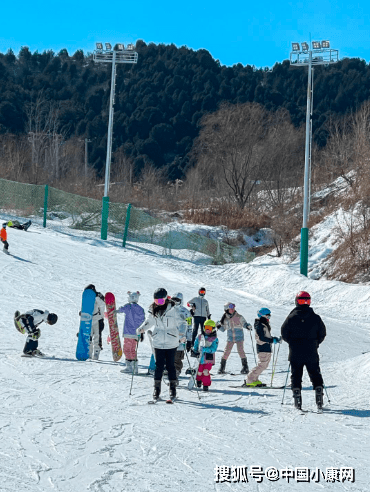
[1,239,9,251]
[154,348,177,381]
[23,337,38,354]
[290,358,324,390]
[192,316,206,345]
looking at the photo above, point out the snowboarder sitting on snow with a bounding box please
[217,302,252,375]
[7,220,32,231]
[1,223,9,254]
[79,284,105,360]
[187,287,211,347]
[171,292,191,384]
[14,309,58,356]
[281,291,326,411]
[136,287,184,401]
[115,291,145,374]
[243,307,281,387]
[193,319,218,391]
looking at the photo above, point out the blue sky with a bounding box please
[1,0,369,67]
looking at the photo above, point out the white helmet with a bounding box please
[171,292,183,305]
[127,291,140,303]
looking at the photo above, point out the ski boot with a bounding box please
[240,358,249,374]
[121,360,132,373]
[169,380,177,400]
[153,380,161,400]
[203,385,209,392]
[218,358,226,374]
[196,380,202,388]
[293,388,302,410]
[132,360,139,375]
[32,349,45,357]
[315,386,324,411]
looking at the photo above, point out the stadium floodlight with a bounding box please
[127,43,134,50]
[321,40,330,48]
[292,42,300,51]
[105,43,112,50]
[117,43,124,51]
[96,43,103,50]
[301,42,309,52]
[312,41,321,49]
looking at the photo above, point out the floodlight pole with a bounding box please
[290,42,339,276]
[93,44,138,239]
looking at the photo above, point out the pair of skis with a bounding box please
[76,290,122,361]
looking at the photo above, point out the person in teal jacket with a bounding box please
[193,319,218,391]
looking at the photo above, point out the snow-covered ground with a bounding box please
[1,223,369,491]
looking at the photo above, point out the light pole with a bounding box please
[290,40,339,276]
[93,42,138,239]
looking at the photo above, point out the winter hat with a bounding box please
[7,221,13,227]
[171,292,183,305]
[154,287,167,299]
[85,284,96,292]
[128,291,140,303]
[2,223,6,228]
[295,291,311,306]
[257,307,271,318]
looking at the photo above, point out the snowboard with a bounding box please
[76,288,96,361]
[105,292,123,362]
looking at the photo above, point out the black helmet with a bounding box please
[85,284,96,292]
[154,287,167,299]
[2,223,6,228]
[47,313,58,325]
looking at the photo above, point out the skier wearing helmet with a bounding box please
[216,302,252,375]
[136,288,184,401]
[14,309,58,356]
[193,319,219,391]
[281,292,326,411]
[243,307,281,387]
[187,287,210,347]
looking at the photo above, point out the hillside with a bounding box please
[1,220,369,491]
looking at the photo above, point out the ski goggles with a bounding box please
[154,298,166,305]
[199,290,206,295]
[227,303,236,310]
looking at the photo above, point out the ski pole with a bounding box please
[249,330,257,366]
[270,344,276,387]
[323,384,331,404]
[129,336,140,396]
[185,346,201,401]
[281,363,291,405]
[270,343,281,387]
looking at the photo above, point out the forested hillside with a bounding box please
[0,41,370,179]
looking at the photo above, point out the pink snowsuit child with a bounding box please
[193,320,218,391]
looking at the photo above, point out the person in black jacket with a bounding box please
[281,291,326,410]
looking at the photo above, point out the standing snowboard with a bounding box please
[105,292,123,362]
[76,288,96,361]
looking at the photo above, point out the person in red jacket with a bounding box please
[1,223,9,254]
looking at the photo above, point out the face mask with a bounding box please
[154,298,166,306]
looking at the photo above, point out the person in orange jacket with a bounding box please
[1,223,9,255]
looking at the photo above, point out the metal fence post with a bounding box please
[43,185,49,228]
[122,203,131,247]
[101,196,110,240]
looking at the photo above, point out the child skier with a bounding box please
[187,287,211,347]
[115,291,145,374]
[244,307,281,387]
[217,302,252,374]
[136,287,184,401]
[14,309,58,356]
[1,223,9,254]
[193,319,218,391]
[171,292,190,384]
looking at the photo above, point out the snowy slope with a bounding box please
[1,224,369,491]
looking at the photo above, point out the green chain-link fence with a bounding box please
[0,178,255,265]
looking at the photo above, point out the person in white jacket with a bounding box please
[187,287,210,347]
[83,284,105,360]
[137,287,184,400]
[14,309,58,356]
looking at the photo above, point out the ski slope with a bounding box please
[1,224,369,492]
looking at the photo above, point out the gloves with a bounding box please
[272,336,280,344]
[243,322,252,331]
[140,333,144,342]
[191,349,200,358]
[31,328,41,340]
[179,337,186,343]
[186,341,192,352]
[216,321,221,328]
[278,336,282,344]
[136,328,145,335]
